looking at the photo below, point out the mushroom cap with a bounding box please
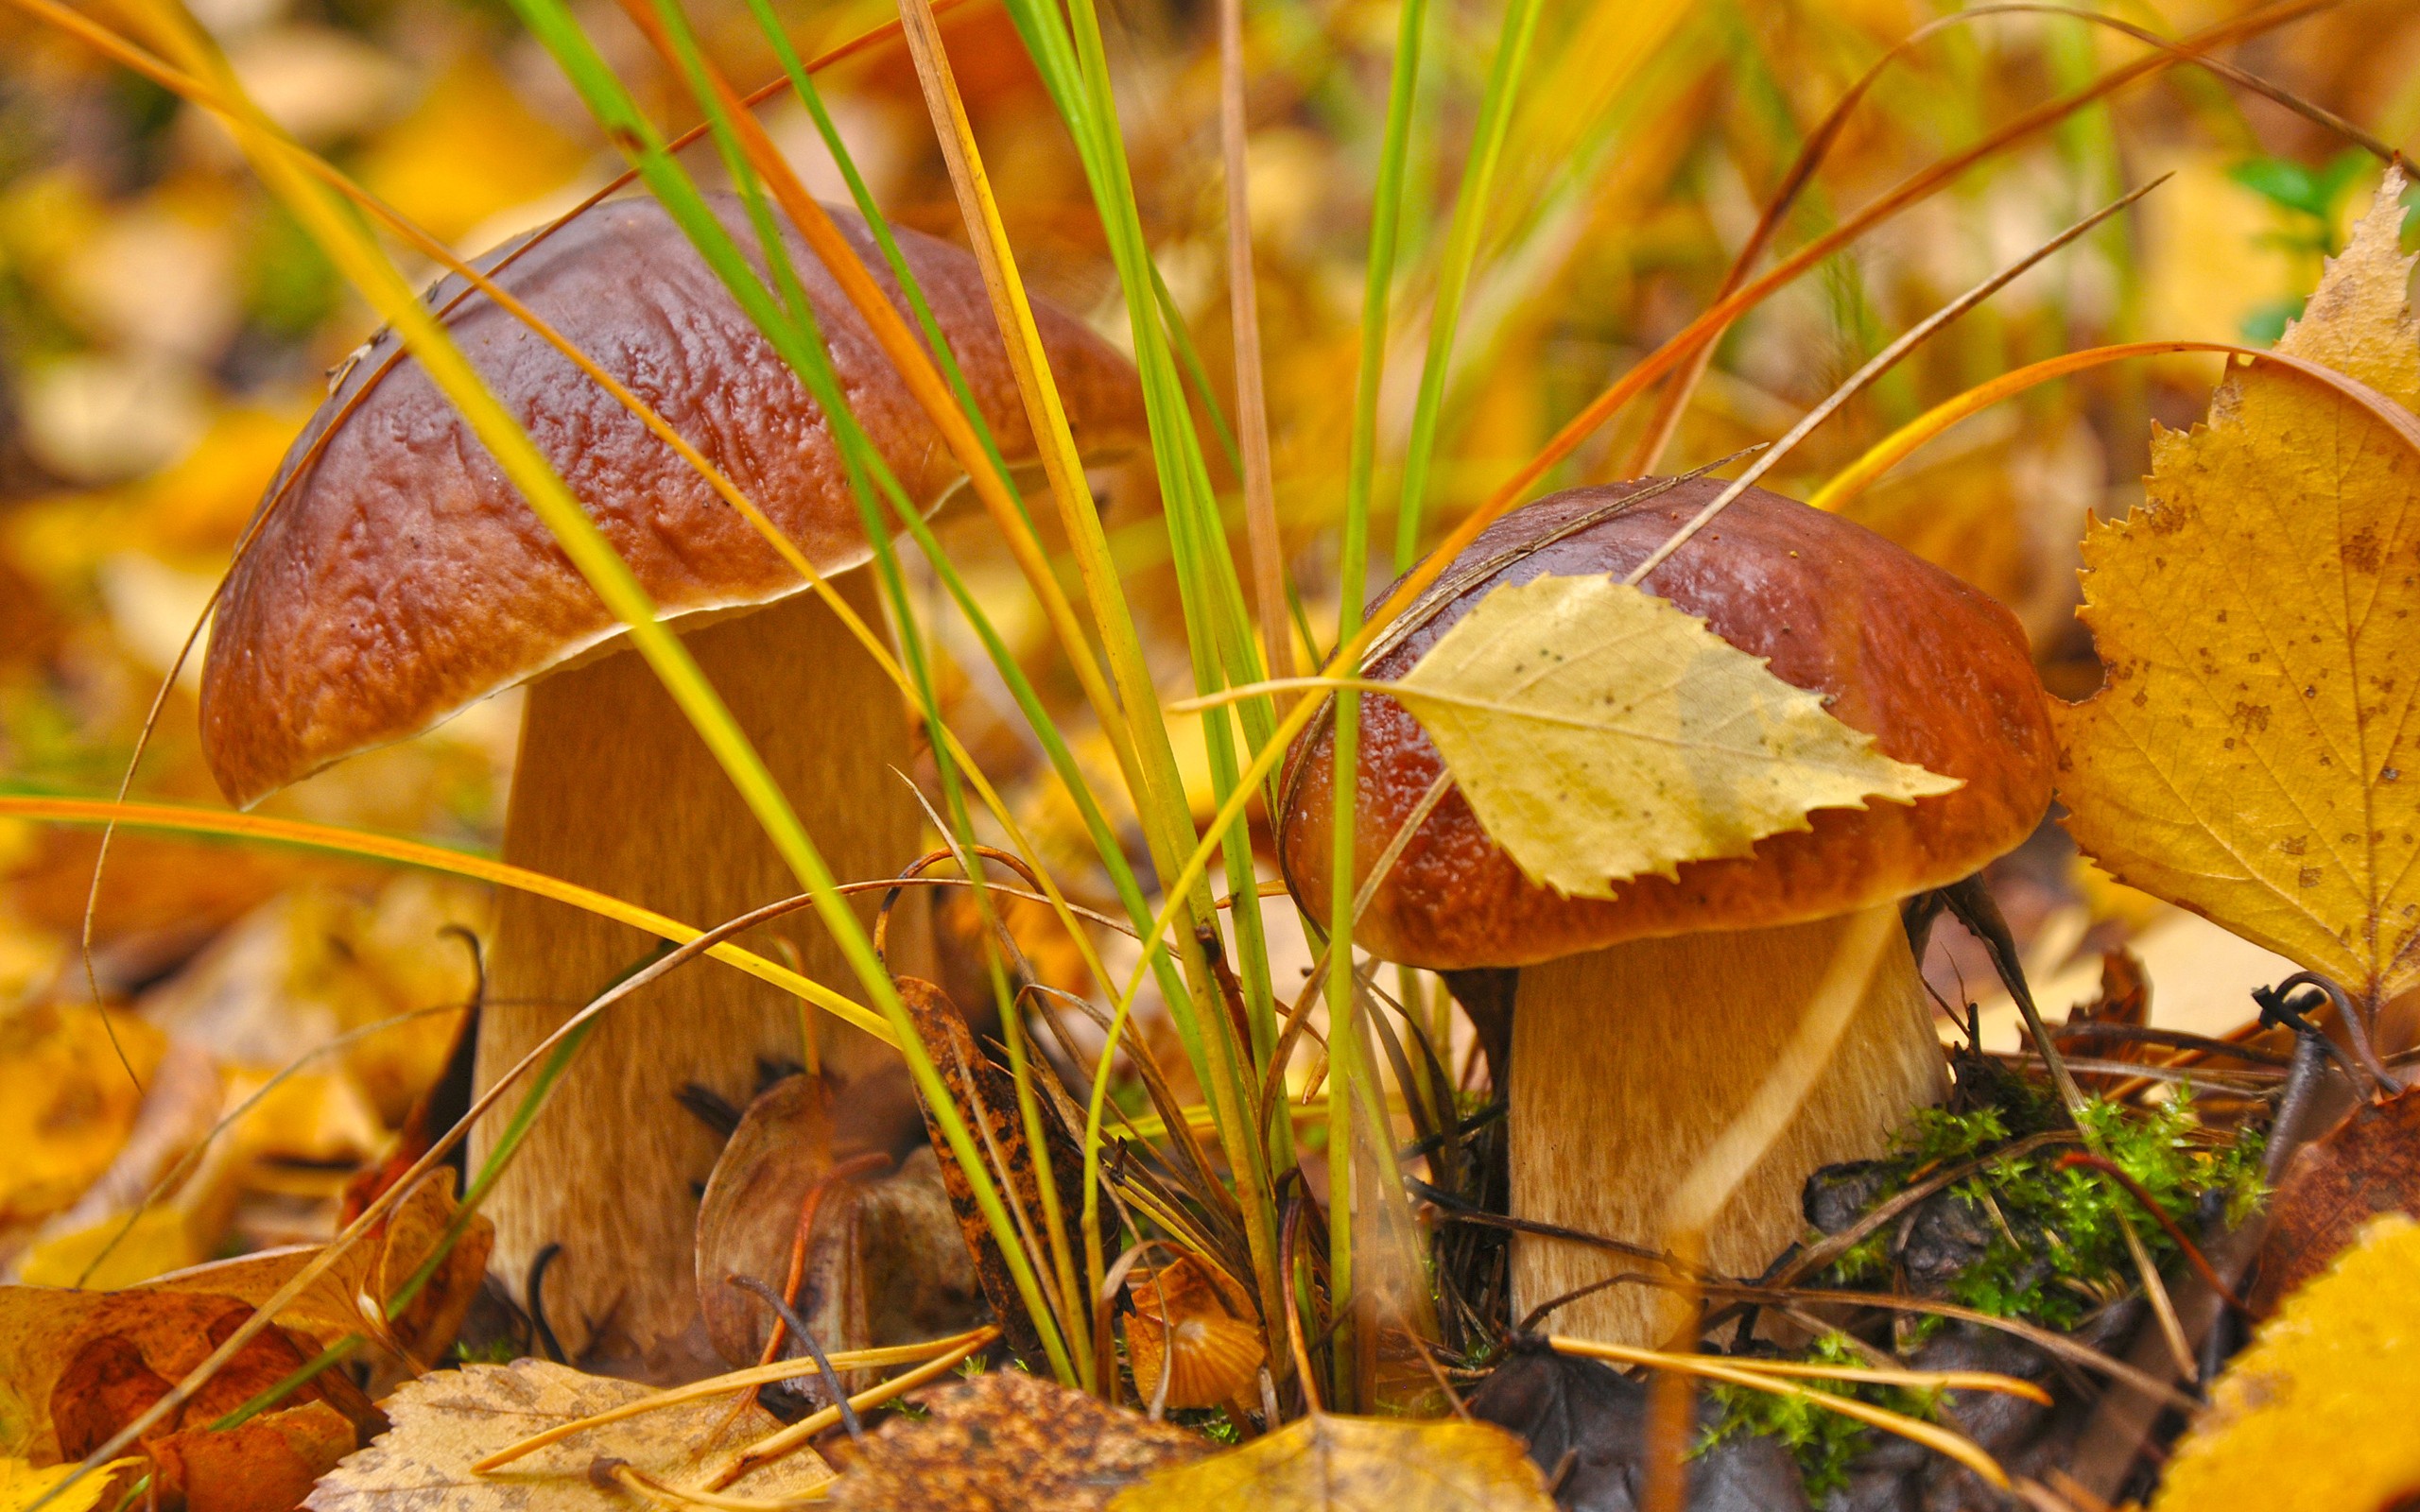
[199,195,1145,809]
[1273,478,2055,970]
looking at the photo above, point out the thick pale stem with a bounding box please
[1510,903,1945,1346]
[474,575,932,1380]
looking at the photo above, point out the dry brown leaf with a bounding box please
[134,1170,491,1365]
[826,1368,1205,1511]
[1,1287,375,1512]
[2251,1084,2420,1315]
[150,1400,356,1512]
[0,1174,485,1466]
[1394,572,1959,899]
[2152,1214,2420,1511]
[303,1357,833,1511]
[1109,1411,1556,1512]
[695,1071,838,1368]
[694,1074,984,1377]
[2053,171,2420,1006]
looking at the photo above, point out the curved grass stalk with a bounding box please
[1629,0,2401,477]
[1811,339,2420,513]
[0,794,882,1038]
[893,0,1284,1377]
[473,1329,994,1470]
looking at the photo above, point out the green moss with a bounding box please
[1720,1080,2268,1496]
[1814,1087,2265,1332]
[1696,1334,1936,1499]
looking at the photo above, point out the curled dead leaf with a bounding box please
[694,1074,983,1376]
[1123,1254,1263,1411]
[895,976,1096,1372]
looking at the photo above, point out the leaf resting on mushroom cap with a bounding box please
[2053,170,2420,1005]
[2151,1213,2420,1512]
[1108,1412,1556,1512]
[1391,572,1959,899]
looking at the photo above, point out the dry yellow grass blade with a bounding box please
[2054,171,2420,1007]
[1546,1337,2013,1490]
[470,1330,995,1472]
[1392,575,1958,898]
[700,1330,997,1490]
[1810,339,2420,515]
[0,795,888,1044]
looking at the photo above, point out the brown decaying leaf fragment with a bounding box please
[894,975,1096,1371]
[826,1368,1205,1512]
[6,1290,378,1469]
[17,1292,374,1512]
[2251,1083,2420,1316]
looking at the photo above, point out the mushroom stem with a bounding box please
[474,574,933,1378]
[1510,903,1944,1346]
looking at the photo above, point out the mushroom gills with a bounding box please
[1509,903,1945,1346]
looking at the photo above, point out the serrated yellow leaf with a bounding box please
[1390,573,1959,899]
[1109,1412,1555,1512]
[2052,172,2420,1005]
[2152,1214,2420,1511]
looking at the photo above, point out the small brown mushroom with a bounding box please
[1275,477,2053,1345]
[199,194,1142,1375]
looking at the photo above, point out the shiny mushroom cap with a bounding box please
[200,194,1146,809]
[1274,477,2055,970]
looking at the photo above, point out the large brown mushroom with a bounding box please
[1276,477,2054,1345]
[199,195,1143,1375]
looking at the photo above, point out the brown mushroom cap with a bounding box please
[199,194,1145,809]
[1275,477,2054,970]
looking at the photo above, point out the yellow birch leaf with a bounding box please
[2051,171,2420,1005]
[2151,1213,2420,1512]
[1109,1412,1556,1512]
[1391,572,1959,899]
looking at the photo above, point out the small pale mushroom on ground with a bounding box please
[199,193,1143,1378]
[1276,476,2054,1345]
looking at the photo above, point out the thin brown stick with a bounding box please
[1218,0,1291,691]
